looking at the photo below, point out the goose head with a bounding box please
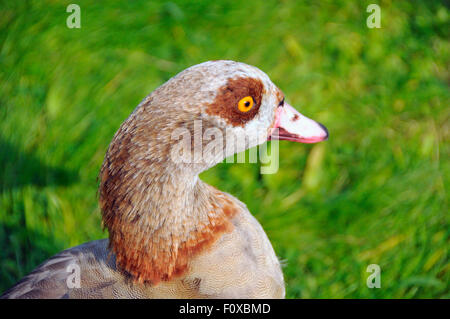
[148,60,328,172]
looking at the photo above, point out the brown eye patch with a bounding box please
[206,77,264,127]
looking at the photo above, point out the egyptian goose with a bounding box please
[1,60,328,299]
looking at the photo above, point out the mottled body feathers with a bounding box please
[2,195,284,299]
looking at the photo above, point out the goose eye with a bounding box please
[238,96,254,113]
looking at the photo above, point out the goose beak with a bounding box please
[268,102,328,143]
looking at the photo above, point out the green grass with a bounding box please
[0,0,448,298]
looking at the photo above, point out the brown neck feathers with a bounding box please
[99,105,239,284]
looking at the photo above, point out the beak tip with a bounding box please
[318,122,329,141]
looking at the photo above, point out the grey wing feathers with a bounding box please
[0,239,116,299]
[1,250,79,298]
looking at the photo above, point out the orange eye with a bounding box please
[238,96,254,113]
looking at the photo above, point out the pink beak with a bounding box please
[268,102,328,143]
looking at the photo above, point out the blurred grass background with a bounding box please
[0,0,448,298]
